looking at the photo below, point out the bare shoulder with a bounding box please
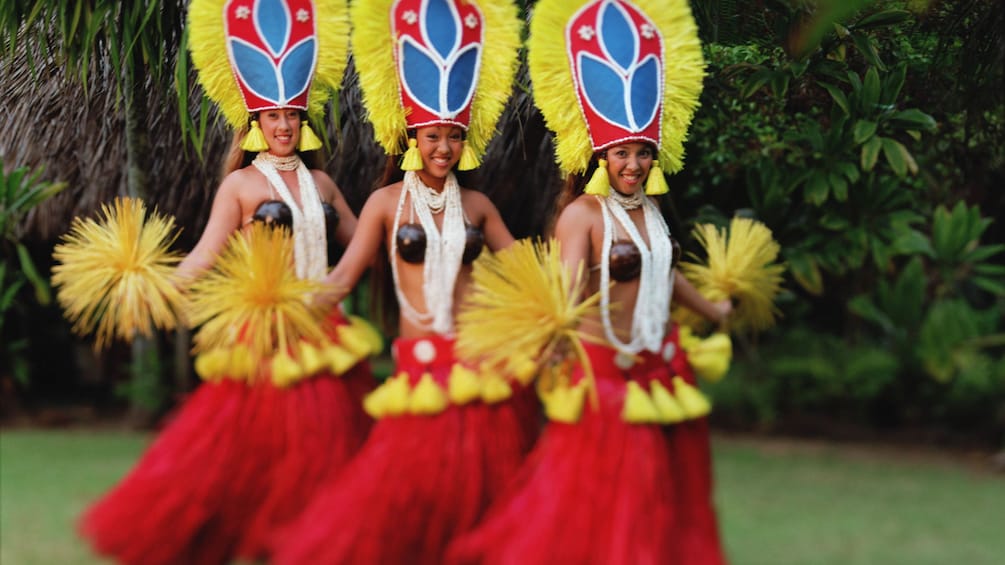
[310,169,339,198]
[460,187,494,212]
[556,194,601,226]
[360,181,404,214]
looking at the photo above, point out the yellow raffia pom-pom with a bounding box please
[506,354,539,386]
[679,326,732,383]
[457,141,480,171]
[271,351,303,388]
[241,120,269,152]
[528,0,705,175]
[348,314,385,355]
[337,321,376,358]
[400,138,424,171]
[409,373,449,415]
[650,380,687,423]
[672,376,712,418]
[227,344,255,379]
[51,197,185,350]
[583,160,610,196]
[298,341,327,375]
[480,372,513,404]
[622,381,661,423]
[297,120,324,152]
[645,161,670,195]
[185,224,329,383]
[541,381,588,424]
[456,238,601,376]
[326,344,358,375]
[448,365,483,405]
[194,348,229,381]
[364,372,412,418]
[678,217,786,333]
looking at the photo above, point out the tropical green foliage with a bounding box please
[1,158,66,384]
[681,1,1004,435]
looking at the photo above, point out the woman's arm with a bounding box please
[176,174,245,282]
[470,191,515,251]
[673,270,731,324]
[313,170,358,247]
[553,198,594,290]
[319,188,390,306]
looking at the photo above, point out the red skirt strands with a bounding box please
[79,314,374,565]
[274,334,531,565]
[447,341,682,565]
[665,324,727,565]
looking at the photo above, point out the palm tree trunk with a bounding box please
[124,48,161,427]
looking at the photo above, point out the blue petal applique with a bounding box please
[445,45,479,115]
[628,55,659,130]
[280,38,316,103]
[231,40,280,103]
[425,0,458,61]
[257,0,290,57]
[401,39,442,113]
[579,53,630,129]
[598,0,637,73]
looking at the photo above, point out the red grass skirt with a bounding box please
[447,341,683,565]
[273,334,532,565]
[665,324,727,565]
[78,322,374,565]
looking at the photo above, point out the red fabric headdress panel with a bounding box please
[392,0,485,130]
[567,0,664,151]
[224,0,319,113]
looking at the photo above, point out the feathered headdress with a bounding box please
[350,0,521,170]
[187,0,350,151]
[528,0,705,195]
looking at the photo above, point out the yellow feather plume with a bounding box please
[528,0,705,175]
[188,0,350,129]
[185,224,329,376]
[350,0,521,160]
[51,197,185,350]
[678,217,786,332]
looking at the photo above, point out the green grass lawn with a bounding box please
[1,429,1002,565]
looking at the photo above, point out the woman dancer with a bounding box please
[78,1,376,563]
[272,1,530,563]
[448,1,730,563]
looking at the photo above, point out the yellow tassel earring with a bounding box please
[241,119,269,152]
[645,160,670,195]
[458,141,479,171]
[584,158,610,196]
[298,120,323,151]
[401,138,423,171]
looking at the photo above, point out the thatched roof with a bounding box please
[3,40,562,250]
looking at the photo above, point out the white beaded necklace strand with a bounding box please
[252,152,328,280]
[390,171,466,335]
[598,193,674,354]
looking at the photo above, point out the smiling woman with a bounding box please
[74,2,379,565]
[270,1,530,563]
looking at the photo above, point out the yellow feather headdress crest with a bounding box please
[528,0,705,175]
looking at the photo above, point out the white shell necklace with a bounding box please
[390,171,465,335]
[252,152,328,280]
[598,192,674,354]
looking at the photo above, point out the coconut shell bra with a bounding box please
[252,200,339,236]
[608,237,681,282]
[395,223,484,265]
